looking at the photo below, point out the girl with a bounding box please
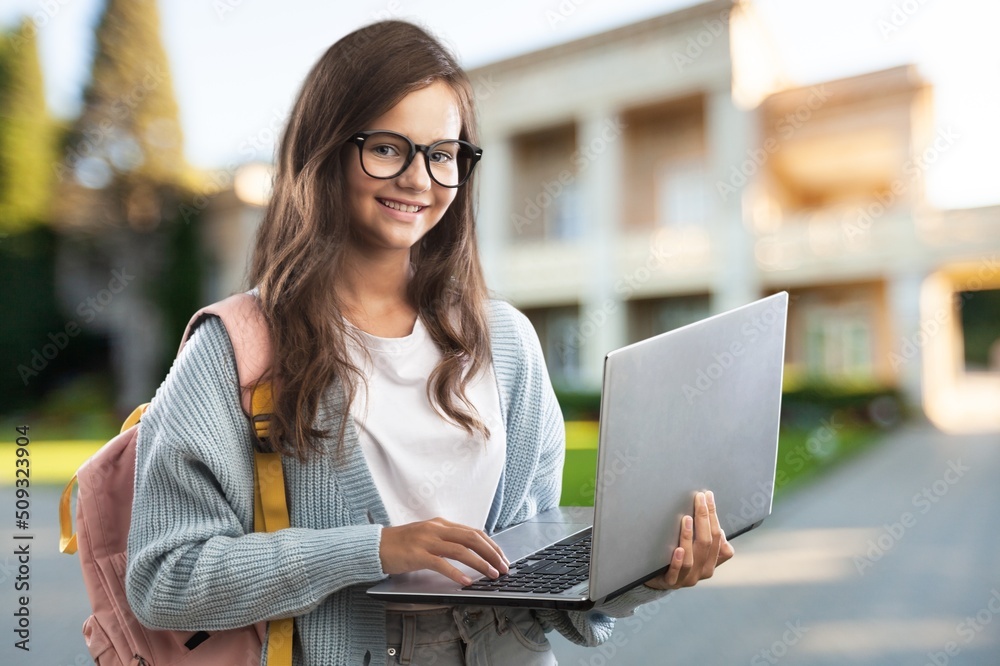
[126,20,733,665]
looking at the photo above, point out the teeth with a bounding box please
[379,199,422,213]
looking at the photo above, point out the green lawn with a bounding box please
[0,420,883,497]
[771,423,881,498]
[0,440,105,486]
[561,421,601,506]
[558,420,884,506]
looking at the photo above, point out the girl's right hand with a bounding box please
[379,517,510,586]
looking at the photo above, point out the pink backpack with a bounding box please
[58,294,293,666]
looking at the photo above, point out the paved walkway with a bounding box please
[5,421,998,665]
[551,421,1000,665]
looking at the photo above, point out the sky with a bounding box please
[1,0,998,210]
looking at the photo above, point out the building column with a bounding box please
[706,88,759,312]
[886,269,925,408]
[477,133,512,294]
[577,110,627,390]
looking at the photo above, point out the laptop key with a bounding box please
[514,560,551,575]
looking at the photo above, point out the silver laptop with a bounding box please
[367,292,788,610]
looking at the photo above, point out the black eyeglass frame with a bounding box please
[348,130,483,188]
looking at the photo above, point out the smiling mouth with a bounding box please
[378,198,425,214]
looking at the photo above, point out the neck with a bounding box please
[337,249,416,330]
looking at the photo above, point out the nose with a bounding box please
[395,151,432,192]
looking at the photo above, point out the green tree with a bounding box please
[52,0,199,413]
[0,20,63,415]
[0,18,56,234]
[54,0,189,230]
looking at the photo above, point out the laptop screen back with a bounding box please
[589,292,787,600]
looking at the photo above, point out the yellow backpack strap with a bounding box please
[253,451,290,532]
[251,382,274,441]
[58,473,78,555]
[121,403,148,433]
[186,294,292,665]
[60,403,149,555]
[250,382,292,666]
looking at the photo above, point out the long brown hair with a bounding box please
[247,20,491,459]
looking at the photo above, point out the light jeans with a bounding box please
[384,606,558,665]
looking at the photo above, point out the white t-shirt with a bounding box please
[344,316,506,531]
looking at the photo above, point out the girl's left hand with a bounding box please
[643,490,735,590]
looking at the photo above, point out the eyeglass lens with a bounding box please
[359,132,474,187]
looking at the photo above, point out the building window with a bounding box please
[657,158,708,228]
[959,288,1000,372]
[522,305,582,388]
[804,306,874,378]
[550,181,582,240]
[622,95,706,231]
[510,124,580,243]
[628,294,712,343]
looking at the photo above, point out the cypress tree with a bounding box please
[0,18,56,234]
[51,0,197,412]
[54,0,189,231]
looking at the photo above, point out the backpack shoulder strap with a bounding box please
[180,292,272,418]
[182,293,294,666]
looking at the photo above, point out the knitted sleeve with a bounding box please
[125,316,387,631]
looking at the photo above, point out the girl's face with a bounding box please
[343,80,462,260]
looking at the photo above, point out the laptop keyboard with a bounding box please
[462,529,592,595]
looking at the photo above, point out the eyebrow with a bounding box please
[365,129,463,143]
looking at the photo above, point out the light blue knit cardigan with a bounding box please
[126,299,668,665]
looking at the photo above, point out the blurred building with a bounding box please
[198,161,272,300]
[202,0,1000,433]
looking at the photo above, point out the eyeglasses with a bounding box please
[348,130,483,188]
